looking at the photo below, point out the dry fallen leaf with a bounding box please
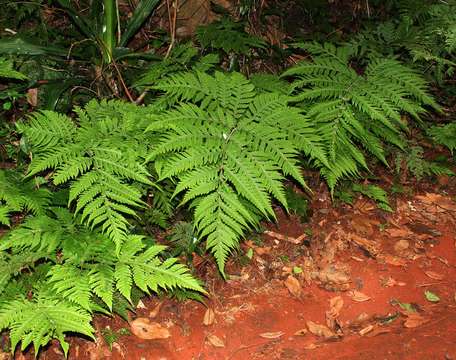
[294,328,308,336]
[303,343,318,350]
[424,271,444,280]
[254,246,272,255]
[386,228,411,237]
[416,193,456,211]
[359,324,374,336]
[26,88,38,107]
[148,301,163,318]
[285,275,302,297]
[328,296,344,318]
[306,321,334,338]
[404,313,428,328]
[394,239,410,253]
[203,308,216,326]
[349,290,371,302]
[259,331,285,339]
[382,254,407,266]
[312,265,351,291]
[130,318,171,340]
[136,299,146,309]
[383,277,406,287]
[207,334,225,348]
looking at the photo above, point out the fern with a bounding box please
[146,71,324,273]
[196,18,266,55]
[282,42,438,190]
[134,43,219,88]
[0,169,50,226]
[352,184,392,212]
[335,183,392,212]
[428,122,456,154]
[394,145,454,180]
[0,57,27,80]
[0,293,94,356]
[0,208,204,355]
[17,100,154,250]
[352,1,456,82]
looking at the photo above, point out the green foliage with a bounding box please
[101,327,130,350]
[284,186,310,222]
[394,145,454,180]
[196,18,266,55]
[165,221,201,260]
[0,207,204,355]
[0,58,27,80]
[335,183,392,212]
[0,170,50,226]
[352,184,392,212]
[353,1,456,83]
[17,100,154,250]
[282,42,438,190]
[147,71,324,273]
[428,123,456,154]
[134,43,219,88]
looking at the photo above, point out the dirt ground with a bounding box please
[14,174,456,360]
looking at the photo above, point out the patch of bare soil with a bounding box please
[12,178,456,360]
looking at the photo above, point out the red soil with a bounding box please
[15,184,456,360]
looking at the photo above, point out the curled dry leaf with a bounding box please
[259,331,285,339]
[285,275,302,298]
[306,321,334,338]
[203,308,216,326]
[328,296,344,318]
[349,290,371,302]
[404,313,428,328]
[424,271,444,280]
[207,334,225,348]
[148,301,163,318]
[130,318,171,340]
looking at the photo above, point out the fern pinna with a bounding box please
[17,100,154,250]
[0,207,204,355]
[146,71,325,273]
[282,42,439,190]
[0,169,50,226]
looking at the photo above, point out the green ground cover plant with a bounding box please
[0,0,455,356]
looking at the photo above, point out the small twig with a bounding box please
[416,281,447,287]
[135,90,148,105]
[165,0,178,58]
[110,60,135,103]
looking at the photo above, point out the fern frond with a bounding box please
[283,43,437,190]
[0,170,51,226]
[18,100,154,247]
[0,295,94,356]
[428,123,456,154]
[0,57,27,80]
[148,72,322,272]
